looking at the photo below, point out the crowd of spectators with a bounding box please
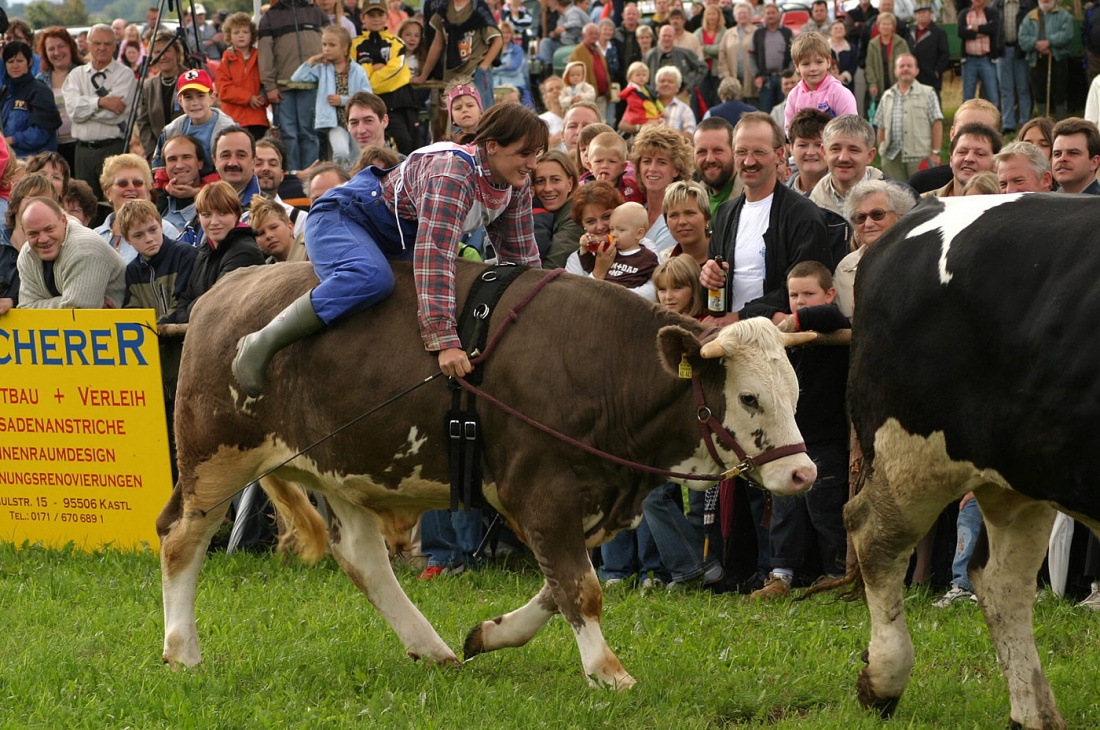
[0,0,1097,607]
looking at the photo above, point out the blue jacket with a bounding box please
[290,60,372,130]
[0,73,61,157]
[1019,6,1075,64]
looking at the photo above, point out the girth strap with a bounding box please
[448,264,528,511]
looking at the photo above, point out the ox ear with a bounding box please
[657,325,704,377]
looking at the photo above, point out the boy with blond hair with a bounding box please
[586,131,643,203]
[783,32,857,136]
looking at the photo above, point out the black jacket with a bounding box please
[123,236,198,323]
[751,25,793,77]
[958,4,1003,58]
[908,22,951,90]
[788,303,850,444]
[165,227,264,323]
[707,182,832,320]
[0,240,18,305]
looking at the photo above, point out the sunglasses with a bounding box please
[853,208,891,225]
[114,179,146,188]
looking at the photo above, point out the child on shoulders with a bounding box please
[560,61,597,108]
[784,32,857,137]
[618,62,663,129]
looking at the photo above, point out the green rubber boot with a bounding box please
[232,292,324,397]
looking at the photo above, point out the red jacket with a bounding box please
[215,48,269,129]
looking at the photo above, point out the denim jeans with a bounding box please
[472,67,495,111]
[421,508,484,568]
[600,516,666,581]
[998,45,1032,130]
[277,88,320,172]
[768,440,849,578]
[643,484,721,584]
[757,74,784,114]
[961,55,999,104]
[951,497,982,592]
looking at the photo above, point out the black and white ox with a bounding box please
[158,260,817,688]
[848,194,1100,730]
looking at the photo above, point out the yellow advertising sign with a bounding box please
[0,309,172,552]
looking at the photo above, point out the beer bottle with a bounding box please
[707,256,727,315]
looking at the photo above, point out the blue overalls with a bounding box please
[304,143,498,325]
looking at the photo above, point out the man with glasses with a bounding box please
[700,111,831,327]
[62,24,136,200]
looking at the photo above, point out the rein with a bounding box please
[457,272,807,484]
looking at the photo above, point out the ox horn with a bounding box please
[781,331,819,348]
[699,340,726,359]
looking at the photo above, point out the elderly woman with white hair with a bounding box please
[834,178,918,318]
[654,65,696,139]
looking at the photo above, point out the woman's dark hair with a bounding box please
[63,179,100,223]
[2,41,33,65]
[468,103,550,154]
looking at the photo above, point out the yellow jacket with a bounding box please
[351,30,411,95]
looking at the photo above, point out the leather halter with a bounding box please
[690,371,808,484]
[456,275,809,484]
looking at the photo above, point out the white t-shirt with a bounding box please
[731,193,771,313]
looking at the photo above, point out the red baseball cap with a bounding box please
[177,68,214,94]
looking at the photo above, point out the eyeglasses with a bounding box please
[853,208,891,225]
[114,179,146,188]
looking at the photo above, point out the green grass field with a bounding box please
[1,542,1098,729]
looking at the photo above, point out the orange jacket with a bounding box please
[214,48,269,129]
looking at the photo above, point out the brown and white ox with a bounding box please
[847,194,1100,729]
[158,260,816,688]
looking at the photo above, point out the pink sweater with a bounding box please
[784,73,858,135]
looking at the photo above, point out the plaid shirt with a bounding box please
[380,144,540,351]
[964,9,992,56]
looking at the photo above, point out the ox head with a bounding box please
[658,318,817,495]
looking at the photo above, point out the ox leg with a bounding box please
[492,512,638,690]
[158,483,234,668]
[970,488,1064,730]
[464,581,559,658]
[325,494,458,666]
[846,423,980,717]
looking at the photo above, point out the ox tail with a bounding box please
[259,475,329,565]
[797,567,866,602]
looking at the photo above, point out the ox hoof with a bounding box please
[162,635,202,669]
[162,653,201,670]
[408,648,462,669]
[585,671,637,691]
[463,622,490,660]
[857,667,900,719]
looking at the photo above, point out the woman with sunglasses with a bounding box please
[834,179,917,318]
[95,154,181,263]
